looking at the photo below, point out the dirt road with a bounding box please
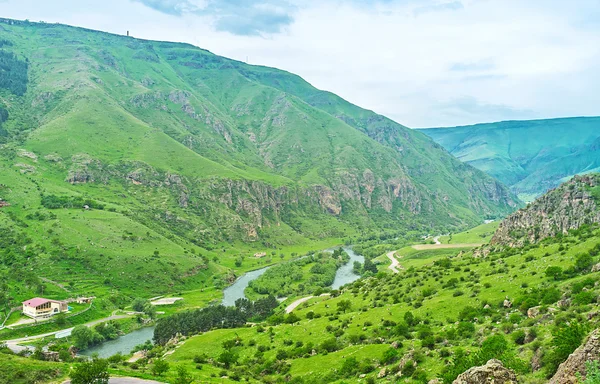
[285,294,330,313]
[411,243,483,250]
[386,251,402,273]
[63,378,165,384]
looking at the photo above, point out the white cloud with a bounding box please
[0,0,598,127]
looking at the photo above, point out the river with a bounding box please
[78,248,363,357]
[330,247,364,290]
[222,246,364,305]
[80,326,155,358]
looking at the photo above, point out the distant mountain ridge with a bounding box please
[419,117,600,201]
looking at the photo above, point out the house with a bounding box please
[254,252,267,258]
[22,297,68,319]
[76,296,95,304]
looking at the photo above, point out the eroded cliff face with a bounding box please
[491,174,600,247]
[36,150,495,242]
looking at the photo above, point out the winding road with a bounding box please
[386,251,402,273]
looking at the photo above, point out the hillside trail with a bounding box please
[433,236,441,245]
[411,243,483,250]
[386,251,402,273]
[285,294,330,313]
[63,378,165,384]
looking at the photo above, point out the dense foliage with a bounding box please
[0,50,28,96]
[248,249,349,297]
[154,296,279,345]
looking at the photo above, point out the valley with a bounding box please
[0,15,598,384]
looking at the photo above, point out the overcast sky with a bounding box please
[1,0,599,127]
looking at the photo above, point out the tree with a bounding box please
[132,298,147,313]
[362,258,378,274]
[337,299,352,313]
[152,358,170,376]
[72,325,94,350]
[218,350,238,368]
[55,312,67,327]
[69,358,109,384]
[143,302,157,319]
[575,253,594,272]
[173,365,194,384]
[545,266,563,280]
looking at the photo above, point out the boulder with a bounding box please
[453,359,518,384]
[548,329,600,384]
[527,306,540,319]
[592,263,600,273]
[378,368,387,378]
[503,300,512,308]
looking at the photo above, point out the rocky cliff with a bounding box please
[549,329,600,384]
[491,174,600,247]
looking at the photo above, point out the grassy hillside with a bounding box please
[107,216,600,383]
[419,117,600,201]
[0,18,518,306]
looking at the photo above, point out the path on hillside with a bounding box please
[386,251,402,273]
[411,243,483,250]
[63,378,165,384]
[433,236,441,245]
[40,277,70,292]
[285,294,330,314]
[4,313,130,353]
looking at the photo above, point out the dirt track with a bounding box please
[411,243,483,250]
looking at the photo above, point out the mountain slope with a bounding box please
[419,117,600,201]
[0,19,517,297]
[491,173,600,246]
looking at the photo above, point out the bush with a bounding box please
[573,291,596,306]
[544,322,588,377]
[381,347,399,364]
[69,358,109,384]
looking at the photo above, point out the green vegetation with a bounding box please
[420,117,600,201]
[69,357,109,384]
[0,353,68,383]
[247,248,348,298]
[0,16,516,344]
[438,221,499,244]
[116,222,600,383]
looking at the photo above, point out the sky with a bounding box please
[1,0,599,127]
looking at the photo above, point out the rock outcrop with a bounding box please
[548,329,600,384]
[453,359,518,384]
[491,174,600,247]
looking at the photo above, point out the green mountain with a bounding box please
[418,117,600,201]
[0,19,518,298]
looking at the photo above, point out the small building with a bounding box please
[76,296,95,304]
[22,298,68,319]
[254,252,267,258]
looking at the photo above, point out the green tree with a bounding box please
[575,253,594,272]
[152,358,170,376]
[337,299,352,313]
[362,258,378,274]
[72,325,94,350]
[173,365,194,384]
[69,358,109,384]
[55,312,67,327]
[218,350,238,368]
[132,298,147,312]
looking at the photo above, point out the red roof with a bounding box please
[23,298,51,307]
